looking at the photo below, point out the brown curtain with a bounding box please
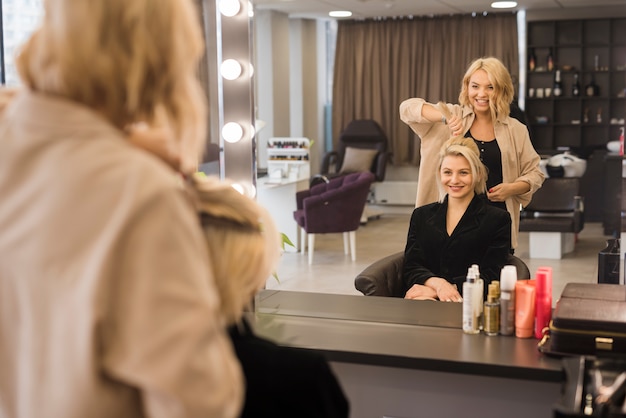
[332,13,519,165]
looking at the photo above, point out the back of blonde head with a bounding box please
[436,136,487,201]
[458,57,514,123]
[194,177,282,326]
[16,0,206,173]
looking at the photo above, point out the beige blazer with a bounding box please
[399,98,545,249]
[0,92,243,418]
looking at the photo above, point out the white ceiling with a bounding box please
[252,0,626,20]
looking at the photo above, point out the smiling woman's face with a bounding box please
[440,154,474,201]
[468,69,494,115]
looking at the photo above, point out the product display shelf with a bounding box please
[266,137,310,181]
[526,18,626,154]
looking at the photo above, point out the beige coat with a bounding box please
[0,92,243,418]
[399,98,545,249]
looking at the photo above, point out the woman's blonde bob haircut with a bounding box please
[436,136,488,202]
[16,0,207,173]
[194,176,282,326]
[458,57,514,123]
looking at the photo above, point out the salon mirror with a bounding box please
[217,2,626,323]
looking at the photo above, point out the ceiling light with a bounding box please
[491,1,517,8]
[329,11,352,18]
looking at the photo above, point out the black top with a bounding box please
[228,318,350,418]
[402,195,511,297]
[465,130,507,212]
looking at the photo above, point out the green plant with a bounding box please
[273,233,295,282]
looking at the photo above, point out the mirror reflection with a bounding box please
[246,3,626,317]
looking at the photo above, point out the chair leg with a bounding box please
[349,230,356,261]
[343,232,349,255]
[300,227,306,255]
[308,234,315,264]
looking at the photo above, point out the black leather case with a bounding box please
[539,283,626,357]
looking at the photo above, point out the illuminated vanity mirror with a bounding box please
[216,2,626,323]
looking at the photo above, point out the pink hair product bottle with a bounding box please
[534,267,553,339]
[515,280,536,338]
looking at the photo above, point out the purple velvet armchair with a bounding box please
[293,171,375,264]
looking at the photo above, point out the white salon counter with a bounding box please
[256,176,308,252]
[250,290,564,418]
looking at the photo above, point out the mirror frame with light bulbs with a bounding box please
[204,0,257,197]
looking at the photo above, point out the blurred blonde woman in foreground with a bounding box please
[0,0,243,417]
[194,176,349,418]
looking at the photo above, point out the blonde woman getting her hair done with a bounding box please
[402,136,511,303]
[0,1,244,417]
[435,136,488,202]
[193,176,350,418]
[400,56,544,250]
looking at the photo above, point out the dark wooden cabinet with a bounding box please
[526,18,626,155]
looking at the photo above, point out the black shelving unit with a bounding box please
[526,18,626,155]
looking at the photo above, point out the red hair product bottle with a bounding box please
[534,267,553,339]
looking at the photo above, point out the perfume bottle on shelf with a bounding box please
[553,70,563,97]
[547,48,554,72]
[528,48,536,72]
[572,72,580,97]
[585,73,599,97]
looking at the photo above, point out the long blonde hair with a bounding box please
[194,176,282,326]
[16,0,206,173]
[436,136,487,202]
[458,57,514,123]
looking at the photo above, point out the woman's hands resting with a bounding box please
[404,284,438,301]
[404,277,463,302]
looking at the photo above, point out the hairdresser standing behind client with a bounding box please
[400,57,544,251]
[0,0,243,417]
[402,137,511,302]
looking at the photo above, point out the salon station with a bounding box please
[205,0,626,417]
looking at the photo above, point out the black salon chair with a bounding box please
[310,119,390,187]
[519,177,584,234]
[354,251,531,297]
[519,177,584,258]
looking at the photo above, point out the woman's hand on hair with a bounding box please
[425,277,462,302]
[447,115,464,137]
[404,284,438,301]
[127,124,181,171]
[488,181,531,202]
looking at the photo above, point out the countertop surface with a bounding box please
[250,290,564,382]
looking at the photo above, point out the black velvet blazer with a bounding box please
[228,318,349,418]
[402,194,511,297]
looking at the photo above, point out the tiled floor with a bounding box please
[266,204,613,304]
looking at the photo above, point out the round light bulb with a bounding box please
[232,182,256,198]
[221,59,242,80]
[249,124,256,139]
[222,122,243,143]
[219,0,241,17]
